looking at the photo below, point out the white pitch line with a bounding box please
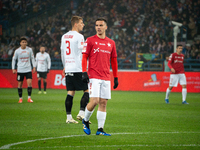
[0,132,200,149]
[5,144,200,149]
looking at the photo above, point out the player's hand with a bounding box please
[33,67,36,73]
[47,69,50,73]
[62,68,65,76]
[82,72,89,83]
[12,69,17,74]
[113,77,118,89]
[171,68,175,73]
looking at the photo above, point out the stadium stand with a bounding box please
[0,0,200,71]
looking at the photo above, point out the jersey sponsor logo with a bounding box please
[99,43,105,45]
[21,51,27,54]
[174,60,183,63]
[100,50,111,54]
[93,47,111,54]
[175,56,183,59]
[54,74,66,86]
[20,57,29,62]
[94,48,100,53]
[65,60,75,63]
[64,35,74,39]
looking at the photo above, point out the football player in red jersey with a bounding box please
[165,45,188,104]
[82,18,118,136]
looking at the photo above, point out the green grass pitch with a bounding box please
[0,88,200,150]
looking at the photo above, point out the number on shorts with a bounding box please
[17,75,20,80]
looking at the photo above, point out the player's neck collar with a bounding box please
[21,46,26,50]
[96,34,106,39]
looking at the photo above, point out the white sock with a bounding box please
[28,96,31,99]
[67,114,72,120]
[78,110,85,116]
[19,97,22,100]
[182,88,187,102]
[165,88,171,99]
[84,107,94,122]
[97,111,106,129]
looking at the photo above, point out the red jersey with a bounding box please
[168,53,185,74]
[83,35,117,80]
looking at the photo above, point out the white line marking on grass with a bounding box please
[4,144,200,149]
[0,132,200,149]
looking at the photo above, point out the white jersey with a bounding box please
[35,52,51,72]
[60,31,84,73]
[12,46,36,73]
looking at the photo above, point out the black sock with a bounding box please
[18,88,22,98]
[38,80,41,91]
[80,92,89,111]
[65,94,73,114]
[27,87,32,96]
[98,128,104,132]
[44,82,47,91]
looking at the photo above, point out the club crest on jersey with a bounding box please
[95,42,98,45]
[107,43,111,47]
[94,48,100,53]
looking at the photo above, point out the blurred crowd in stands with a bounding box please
[0,0,200,62]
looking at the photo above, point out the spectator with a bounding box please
[188,17,197,40]
[1,51,8,60]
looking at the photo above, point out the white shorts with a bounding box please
[169,74,187,87]
[89,79,111,99]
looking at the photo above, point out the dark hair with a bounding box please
[40,45,45,48]
[71,16,83,27]
[165,53,170,57]
[95,18,107,25]
[177,44,183,48]
[20,37,27,42]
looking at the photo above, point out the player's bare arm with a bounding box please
[62,68,65,76]
[33,67,36,73]
[12,69,17,74]
[171,68,175,73]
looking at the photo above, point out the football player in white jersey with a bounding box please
[61,16,89,124]
[12,37,36,103]
[35,46,51,94]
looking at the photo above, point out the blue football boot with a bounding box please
[82,119,91,135]
[96,128,111,136]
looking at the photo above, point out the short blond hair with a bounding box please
[71,16,83,27]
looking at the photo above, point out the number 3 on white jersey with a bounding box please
[66,41,71,55]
